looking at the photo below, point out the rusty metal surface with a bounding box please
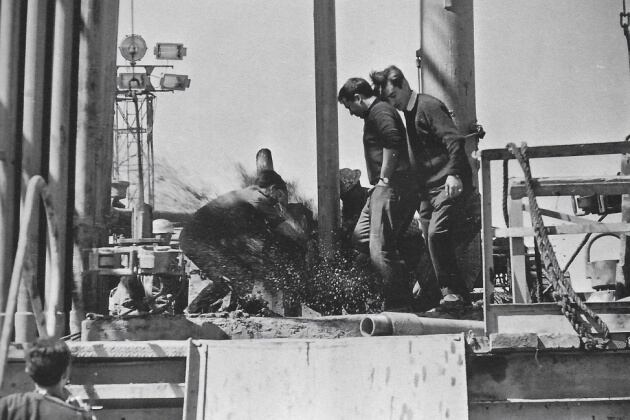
[187,334,468,420]
[470,398,630,420]
[468,350,630,401]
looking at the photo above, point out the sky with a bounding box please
[118,1,630,289]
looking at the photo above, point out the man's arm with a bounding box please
[422,97,469,197]
[372,103,406,186]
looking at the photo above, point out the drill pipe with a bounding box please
[360,312,484,337]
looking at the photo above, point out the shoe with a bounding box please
[439,293,464,306]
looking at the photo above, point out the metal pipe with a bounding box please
[420,0,478,186]
[48,0,77,337]
[73,0,120,324]
[0,0,26,311]
[360,312,484,337]
[16,0,50,343]
[313,0,340,259]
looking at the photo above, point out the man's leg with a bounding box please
[426,187,470,302]
[351,196,371,255]
[368,185,417,310]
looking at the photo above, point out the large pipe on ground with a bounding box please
[360,312,484,337]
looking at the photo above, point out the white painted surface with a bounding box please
[188,335,468,420]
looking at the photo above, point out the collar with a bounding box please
[406,90,418,112]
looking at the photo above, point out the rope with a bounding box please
[507,142,610,350]
[622,0,630,73]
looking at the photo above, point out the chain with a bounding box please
[507,142,610,350]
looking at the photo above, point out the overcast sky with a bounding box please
[118,0,628,198]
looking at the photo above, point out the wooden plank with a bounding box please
[480,159,496,333]
[93,407,182,420]
[183,339,200,420]
[480,141,630,161]
[509,175,630,199]
[525,204,602,225]
[468,351,630,401]
[68,382,184,406]
[494,222,630,238]
[486,302,630,335]
[508,199,530,303]
[470,398,630,420]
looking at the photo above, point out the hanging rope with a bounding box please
[507,142,611,350]
[622,0,630,73]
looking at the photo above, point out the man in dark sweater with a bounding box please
[338,77,420,310]
[371,66,473,305]
[0,338,94,419]
[180,170,308,311]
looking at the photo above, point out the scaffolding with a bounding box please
[113,92,156,210]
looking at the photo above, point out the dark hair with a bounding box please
[337,78,374,102]
[25,338,71,387]
[255,170,287,191]
[370,65,406,97]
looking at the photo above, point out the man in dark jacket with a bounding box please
[0,338,94,419]
[371,66,472,305]
[180,170,307,311]
[338,77,420,310]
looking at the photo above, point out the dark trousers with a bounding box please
[352,185,419,309]
[419,186,470,299]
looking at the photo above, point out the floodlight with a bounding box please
[160,74,191,91]
[117,73,151,91]
[154,43,187,60]
[119,35,148,63]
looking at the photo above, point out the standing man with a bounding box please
[371,65,472,306]
[338,77,419,311]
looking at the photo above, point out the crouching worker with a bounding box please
[0,338,95,419]
[181,170,308,312]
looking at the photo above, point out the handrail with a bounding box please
[0,176,63,386]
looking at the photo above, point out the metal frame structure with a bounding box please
[480,141,630,341]
[113,92,156,209]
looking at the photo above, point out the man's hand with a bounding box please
[445,174,463,198]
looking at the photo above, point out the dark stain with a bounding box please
[451,340,457,354]
[385,366,391,384]
[445,408,450,418]
[422,366,427,382]
[468,355,508,383]
[414,373,420,388]
[451,376,456,386]
[444,350,448,363]
[370,368,375,385]
[399,403,414,420]
[409,341,413,354]
[306,342,310,366]
[457,354,464,366]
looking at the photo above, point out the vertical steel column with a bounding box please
[72,0,119,329]
[0,0,26,312]
[420,0,479,186]
[313,0,340,259]
[48,0,78,337]
[15,0,50,342]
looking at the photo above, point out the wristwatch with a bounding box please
[378,177,390,185]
